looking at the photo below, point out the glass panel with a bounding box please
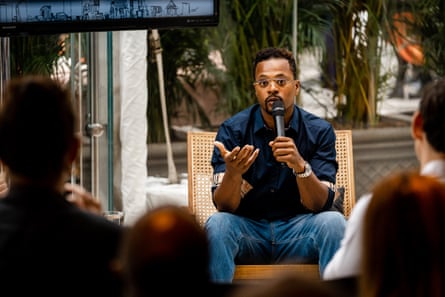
[88,31,112,210]
[0,32,113,210]
[69,32,92,193]
[69,31,113,211]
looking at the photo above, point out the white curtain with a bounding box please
[118,30,148,225]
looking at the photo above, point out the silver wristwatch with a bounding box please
[293,162,312,178]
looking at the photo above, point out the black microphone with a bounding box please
[272,101,285,137]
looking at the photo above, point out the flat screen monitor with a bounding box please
[0,0,219,36]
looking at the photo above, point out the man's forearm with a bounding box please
[296,174,330,211]
[213,171,243,212]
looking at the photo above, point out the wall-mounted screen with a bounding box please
[0,0,219,36]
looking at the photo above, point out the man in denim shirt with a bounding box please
[206,47,346,283]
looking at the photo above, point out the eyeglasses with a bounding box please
[253,78,295,88]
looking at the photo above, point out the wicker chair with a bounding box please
[187,130,356,282]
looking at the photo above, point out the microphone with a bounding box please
[272,101,285,137]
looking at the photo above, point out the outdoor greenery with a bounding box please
[149,0,444,142]
[5,0,445,142]
[150,0,336,141]
[415,0,445,76]
[9,34,60,77]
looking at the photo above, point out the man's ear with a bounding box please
[411,111,423,140]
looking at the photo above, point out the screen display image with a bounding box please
[0,0,219,36]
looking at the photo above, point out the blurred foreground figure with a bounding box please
[119,205,232,297]
[323,78,445,280]
[0,76,124,297]
[361,172,445,297]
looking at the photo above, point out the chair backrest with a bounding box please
[187,130,356,226]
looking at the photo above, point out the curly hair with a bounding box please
[253,47,297,80]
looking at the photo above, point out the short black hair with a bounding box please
[419,78,445,153]
[253,47,297,80]
[0,76,77,180]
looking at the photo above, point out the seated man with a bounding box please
[206,47,346,283]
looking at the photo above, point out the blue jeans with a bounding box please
[205,211,346,283]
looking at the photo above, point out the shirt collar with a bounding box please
[421,159,445,183]
[252,104,299,134]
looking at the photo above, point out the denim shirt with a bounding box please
[211,103,337,220]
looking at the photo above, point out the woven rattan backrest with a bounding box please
[187,131,218,226]
[333,130,356,217]
[187,130,356,226]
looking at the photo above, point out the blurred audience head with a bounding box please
[412,78,445,155]
[0,75,79,185]
[120,205,209,297]
[361,171,445,297]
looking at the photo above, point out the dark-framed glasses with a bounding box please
[253,78,295,88]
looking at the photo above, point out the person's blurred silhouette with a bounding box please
[0,76,124,297]
[388,10,432,99]
[361,171,445,297]
[323,78,445,280]
[389,54,432,99]
[119,205,231,297]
